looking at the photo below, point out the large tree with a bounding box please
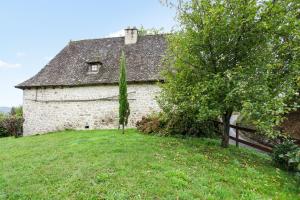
[119,51,130,134]
[161,0,299,147]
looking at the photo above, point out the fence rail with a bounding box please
[214,121,300,153]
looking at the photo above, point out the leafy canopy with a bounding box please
[161,0,299,137]
[138,25,165,36]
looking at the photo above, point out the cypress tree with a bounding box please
[119,51,130,134]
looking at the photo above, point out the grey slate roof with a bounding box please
[16,34,167,89]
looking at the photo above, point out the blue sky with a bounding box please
[0,0,176,107]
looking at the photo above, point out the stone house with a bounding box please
[16,28,167,135]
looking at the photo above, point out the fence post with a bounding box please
[236,128,239,147]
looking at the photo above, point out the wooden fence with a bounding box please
[214,121,300,153]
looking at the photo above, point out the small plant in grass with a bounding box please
[272,139,300,172]
[118,50,130,134]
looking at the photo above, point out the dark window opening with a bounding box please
[85,123,89,129]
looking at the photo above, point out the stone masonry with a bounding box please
[23,83,160,135]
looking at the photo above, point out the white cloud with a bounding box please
[0,60,22,69]
[16,52,26,57]
[106,29,124,38]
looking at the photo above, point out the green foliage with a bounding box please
[163,111,217,137]
[0,108,23,138]
[161,0,300,146]
[138,25,164,36]
[10,106,23,117]
[0,113,8,137]
[272,140,300,172]
[0,116,24,138]
[137,111,218,137]
[0,112,7,119]
[119,51,130,133]
[0,122,9,137]
[0,129,299,199]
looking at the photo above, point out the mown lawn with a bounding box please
[0,129,299,200]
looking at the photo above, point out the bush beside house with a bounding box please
[136,112,218,138]
[0,106,24,137]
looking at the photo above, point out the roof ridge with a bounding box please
[71,36,123,43]
[71,33,168,43]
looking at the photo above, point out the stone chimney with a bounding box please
[124,26,138,45]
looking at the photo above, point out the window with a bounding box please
[91,65,98,72]
[87,61,102,74]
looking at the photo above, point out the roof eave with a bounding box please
[15,79,164,90]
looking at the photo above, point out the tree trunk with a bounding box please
[221,112,232,148]
[122,123,125,134]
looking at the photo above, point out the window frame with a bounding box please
[87,62,102,74]
[91,64,98,72]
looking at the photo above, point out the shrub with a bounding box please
[272,140,300,172]
[10,106,23,117]
[136,112,218,138]
[0,122,9,137]
[163,112,217,137]
[136,113,165,134]
[0,116,24,138]
[0,114,9,137]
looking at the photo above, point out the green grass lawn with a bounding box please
[0,129,299,200]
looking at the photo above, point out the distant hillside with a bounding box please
[0,107,11,114]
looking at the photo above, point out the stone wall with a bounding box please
[23,83,160,135]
